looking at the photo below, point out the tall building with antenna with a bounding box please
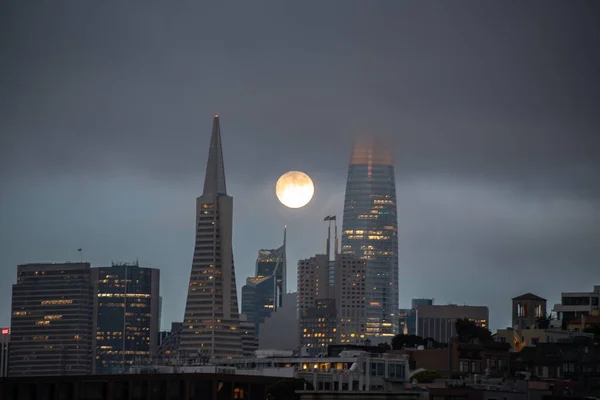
[298,217,366,353]
[179,115,242,359]
[341,139,399,339]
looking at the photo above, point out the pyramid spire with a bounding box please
[203,114,227,196]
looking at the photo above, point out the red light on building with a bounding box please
[1,328,10,335]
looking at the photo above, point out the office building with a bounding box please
[334,254,367,344]
[341,139,399,338]
[180,115,242,359]
[512,293,546,330]
[239,314,259,357]
[241,231,286,335]
[255,229,286,308]
[297,254,331,314]
[553,285,600,322]
[416,304,489,343]
[1,328,9,378]
[91,262,160,374]
[9,263,94,376]
[241,276,274,335]
[299,299,337,354]
[399,299,434,335]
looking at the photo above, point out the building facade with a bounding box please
[91,262,160,374]
[156,322,183,364]
[554,285,600,322]
[512,293,546,330]
[297,254,331,318]
[255,231,286,309]
[1,328,9,378]
[180,115,242,359]
[415,304,489,343]
[241,276,274,335]
[9,263,94,376]
[239,314,259,357]
[299,299,337,355]
[334,254,367,344]
[341,139,399,339]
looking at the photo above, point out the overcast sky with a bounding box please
[1,1,599,332]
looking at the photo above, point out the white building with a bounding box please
[553,285,600,322]
[128,351,409,392]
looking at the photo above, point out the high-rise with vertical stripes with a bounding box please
[179,115,242,359]
[341,139,399,339]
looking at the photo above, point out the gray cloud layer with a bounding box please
[1,1,599,330]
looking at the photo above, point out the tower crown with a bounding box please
[203,115,227,196]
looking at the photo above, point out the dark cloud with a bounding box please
[1,1,599,330]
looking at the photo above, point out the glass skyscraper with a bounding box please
[241,229,286,334]
[92,262,160,374]
[341,139,399,338]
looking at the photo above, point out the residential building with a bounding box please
[1,328,9,378]
[91,262,160,374]
[566,311,600,332]
[554,285,600,322]
[9,262,94,376]
[512,293,546,330]
[494,327,592,351]
[398,338,511,378]
[180,115,242,359]
[341,138,399,339]
[512,337,600,384]
[258,292,299,351]
[415,304,489,343]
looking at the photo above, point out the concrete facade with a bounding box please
[512,293,546,330]
[9,263,94,376]
[415,305,489,343]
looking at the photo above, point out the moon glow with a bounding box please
[276,171,315,209]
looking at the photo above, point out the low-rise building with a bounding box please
[415,305,489,343]
[512,337,600,389]
[554,285,600,322]
[494,327,593,351]
[397,338,511,378]
[566,311,600,332]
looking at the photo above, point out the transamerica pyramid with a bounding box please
[179,115,242,359]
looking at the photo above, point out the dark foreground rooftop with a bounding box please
[0,372,290,400]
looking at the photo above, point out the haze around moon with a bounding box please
[275,171,315,209]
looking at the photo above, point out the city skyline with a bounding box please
[1,1,599,335]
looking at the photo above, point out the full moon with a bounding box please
[276,171,315,209]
